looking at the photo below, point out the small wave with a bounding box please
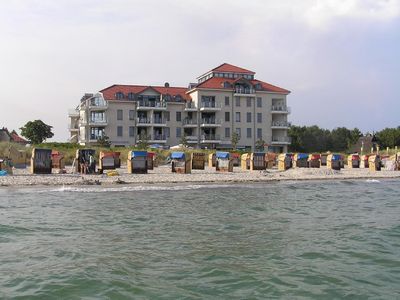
[366,179,380,183]
[47,184,236,193]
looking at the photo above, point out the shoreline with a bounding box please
[1,165,399,187]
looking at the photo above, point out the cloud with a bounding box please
[0,0,399,140]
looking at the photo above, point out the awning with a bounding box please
[297,153,309,160]
[131,151,147,158]
[171,152,185,159]
[216,152,230,159]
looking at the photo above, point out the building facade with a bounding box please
[68,63,291,152]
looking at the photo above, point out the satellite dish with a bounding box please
[164,82,170,88]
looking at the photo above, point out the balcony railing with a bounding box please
[271,136,292,144]
[200,102,222,110]
[153,118,167,125]
[200,119,221,126]
[148,134,167,142]
[137,101,167,109]
[137,118,152,124]
[184,103,197,110]
[271,121,291,128]
[201,134,221,142]
[182,119,198,126]
[186,136,198,143]
[89,101,108,109]
[68,124,79,130]
[271,106,291,113]
[89,118,107,125]
[68,109,79,117]
[234,87,255,94]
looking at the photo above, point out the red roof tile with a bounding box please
[193,77,290,94]
[212,63,255,74]
[100,84,191,101]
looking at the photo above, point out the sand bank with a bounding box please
[0,165,399,187]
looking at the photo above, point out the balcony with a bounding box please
[152,118,167,126]
[199,102,221,111]
[149,134,167,143]
[271,106,291,114]
[234,87,256,97]
[271,136,292,145]
[89,102,108,110]
[89,118,108,126]
[136,118,152,126]
[68,109,79,117]
[184,103,198,111]
[271,121,291,129]
[137,101,167,110]
[182,119,198,127]
[200,119,221,127]
[68,124,79,131]
[200,134,221,143]
[186,136,198,143]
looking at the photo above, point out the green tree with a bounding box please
[96,135,111,147]
[376,127,400,148]
[231,131,240,150]
[255,138,266,152]
[137,132,150,149]
[180,134,188,148]
[20,120,54,144]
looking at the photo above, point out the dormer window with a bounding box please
[255,83,262,90]
[164,94,171,101]
[116,92,124,100]
[223,81,232,88]
[175,95,182,102]
[127,92,135,100]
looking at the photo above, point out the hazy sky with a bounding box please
[1,0,399,141]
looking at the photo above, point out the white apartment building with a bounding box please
[68,63,291,152]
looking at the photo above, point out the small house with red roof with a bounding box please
[0,128,29,145]
[68,63,290,152]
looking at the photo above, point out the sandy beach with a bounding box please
[1,165,399,187]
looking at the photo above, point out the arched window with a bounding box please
[116,92,124,100]
[175,95,182,102]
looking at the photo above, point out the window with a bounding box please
[129,126,135,137]
[257,97,262,108]
[165,111,170,121]
[128,92,135,100]
[129,110,135,120]
[247,128,252,138]
[257,113,262,123]
[176,112,181,122]
[257,128,262,139]
[236,128,241,137]
[117,126,123,137]
[247,112,252,123]
[165,127,170,138]
[235,97,240,107]
[117,109,123,121]
[246,97,252,107]
[90,111,105,123]
[225,127,230,138]
[225,112,230,122]
[176,127,181,138]
[225,96,230,106]
[235,112,241,122]
[116,92,124,100]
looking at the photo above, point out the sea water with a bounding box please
[0,180,399,299]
